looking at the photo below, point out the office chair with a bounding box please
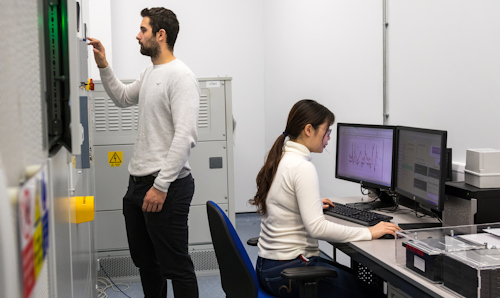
[206,201,337,298]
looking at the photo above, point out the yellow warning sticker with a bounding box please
[108,151,123,167]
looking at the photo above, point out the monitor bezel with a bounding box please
[394,126,448,212]
[335,123,397,191]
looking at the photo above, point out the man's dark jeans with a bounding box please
[123,174,198,298]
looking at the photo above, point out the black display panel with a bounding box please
[395,126,447,212]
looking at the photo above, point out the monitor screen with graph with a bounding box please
[395,126,447,212]
[335,123,396,190]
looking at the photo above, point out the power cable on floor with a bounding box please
[97,263,132,298]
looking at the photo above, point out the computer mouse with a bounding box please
[380,233,395,239]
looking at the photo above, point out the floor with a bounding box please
[99,212,262,298]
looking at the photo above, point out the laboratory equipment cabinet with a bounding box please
[92,77,234,279]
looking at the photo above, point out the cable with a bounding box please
[96,278,110,298]
[97,277,130,298]
[97,275,131,298]
[411,201,441,220]
[413,201,426,218]
[425,208,443,223]
[385,207,413,215]
[351,186,379,207]
[374,193,399,213]
[98,263,132,298]
[356,186,402,213]
[360,185,369,196]
[376,203,400,213]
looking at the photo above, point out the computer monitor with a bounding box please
[395,126,447,212]
[335,123,397,209]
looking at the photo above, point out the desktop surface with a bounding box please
[325,195,458,298]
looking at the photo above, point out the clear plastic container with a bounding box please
[395,223,500,297]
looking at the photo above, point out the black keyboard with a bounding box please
[324,202,393,226]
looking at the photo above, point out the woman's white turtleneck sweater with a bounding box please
[258,141,372,260]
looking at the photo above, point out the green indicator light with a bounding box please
[60,8,66,30]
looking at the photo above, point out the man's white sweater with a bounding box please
[99,60,199,193]
[258,141,372,260]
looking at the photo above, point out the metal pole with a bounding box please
[383,0,389,125]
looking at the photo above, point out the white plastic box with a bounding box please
[465,148,500,188]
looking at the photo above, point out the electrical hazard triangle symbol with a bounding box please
[109,152,122,163]
[108,151,123,167]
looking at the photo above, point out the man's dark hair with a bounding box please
[141,7,179,52]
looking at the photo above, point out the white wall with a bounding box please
[263,0,385,200]
[90,0,266,212]
[87,0,113,79]
[386,0,500,163]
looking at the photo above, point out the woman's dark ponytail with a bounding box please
[250,134,287,215]
[250,99,335,215]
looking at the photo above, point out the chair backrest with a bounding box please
[206,201,258,298]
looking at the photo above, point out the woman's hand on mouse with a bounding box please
[322,198,334,209]
[369,221,402,239]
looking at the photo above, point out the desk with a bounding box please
[326,196,459,298]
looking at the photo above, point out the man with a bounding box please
[88,7,199,298]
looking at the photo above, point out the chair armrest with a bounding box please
[281,266,338,281]
[247,237,259,246]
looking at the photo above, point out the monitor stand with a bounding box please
[346,190,396,210]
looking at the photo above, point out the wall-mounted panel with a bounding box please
[188,204,228,245]
[95,210,128,251]
[197,80,227,141]
[190,141,228,206]
[94,145,134,211]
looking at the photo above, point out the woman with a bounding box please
[250,99,400,298]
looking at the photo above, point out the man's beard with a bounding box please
[140,39,161,59]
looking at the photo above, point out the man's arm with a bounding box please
[88,37,141,108]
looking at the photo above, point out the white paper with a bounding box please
[483,228,500,237]
[414,255,426,272]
